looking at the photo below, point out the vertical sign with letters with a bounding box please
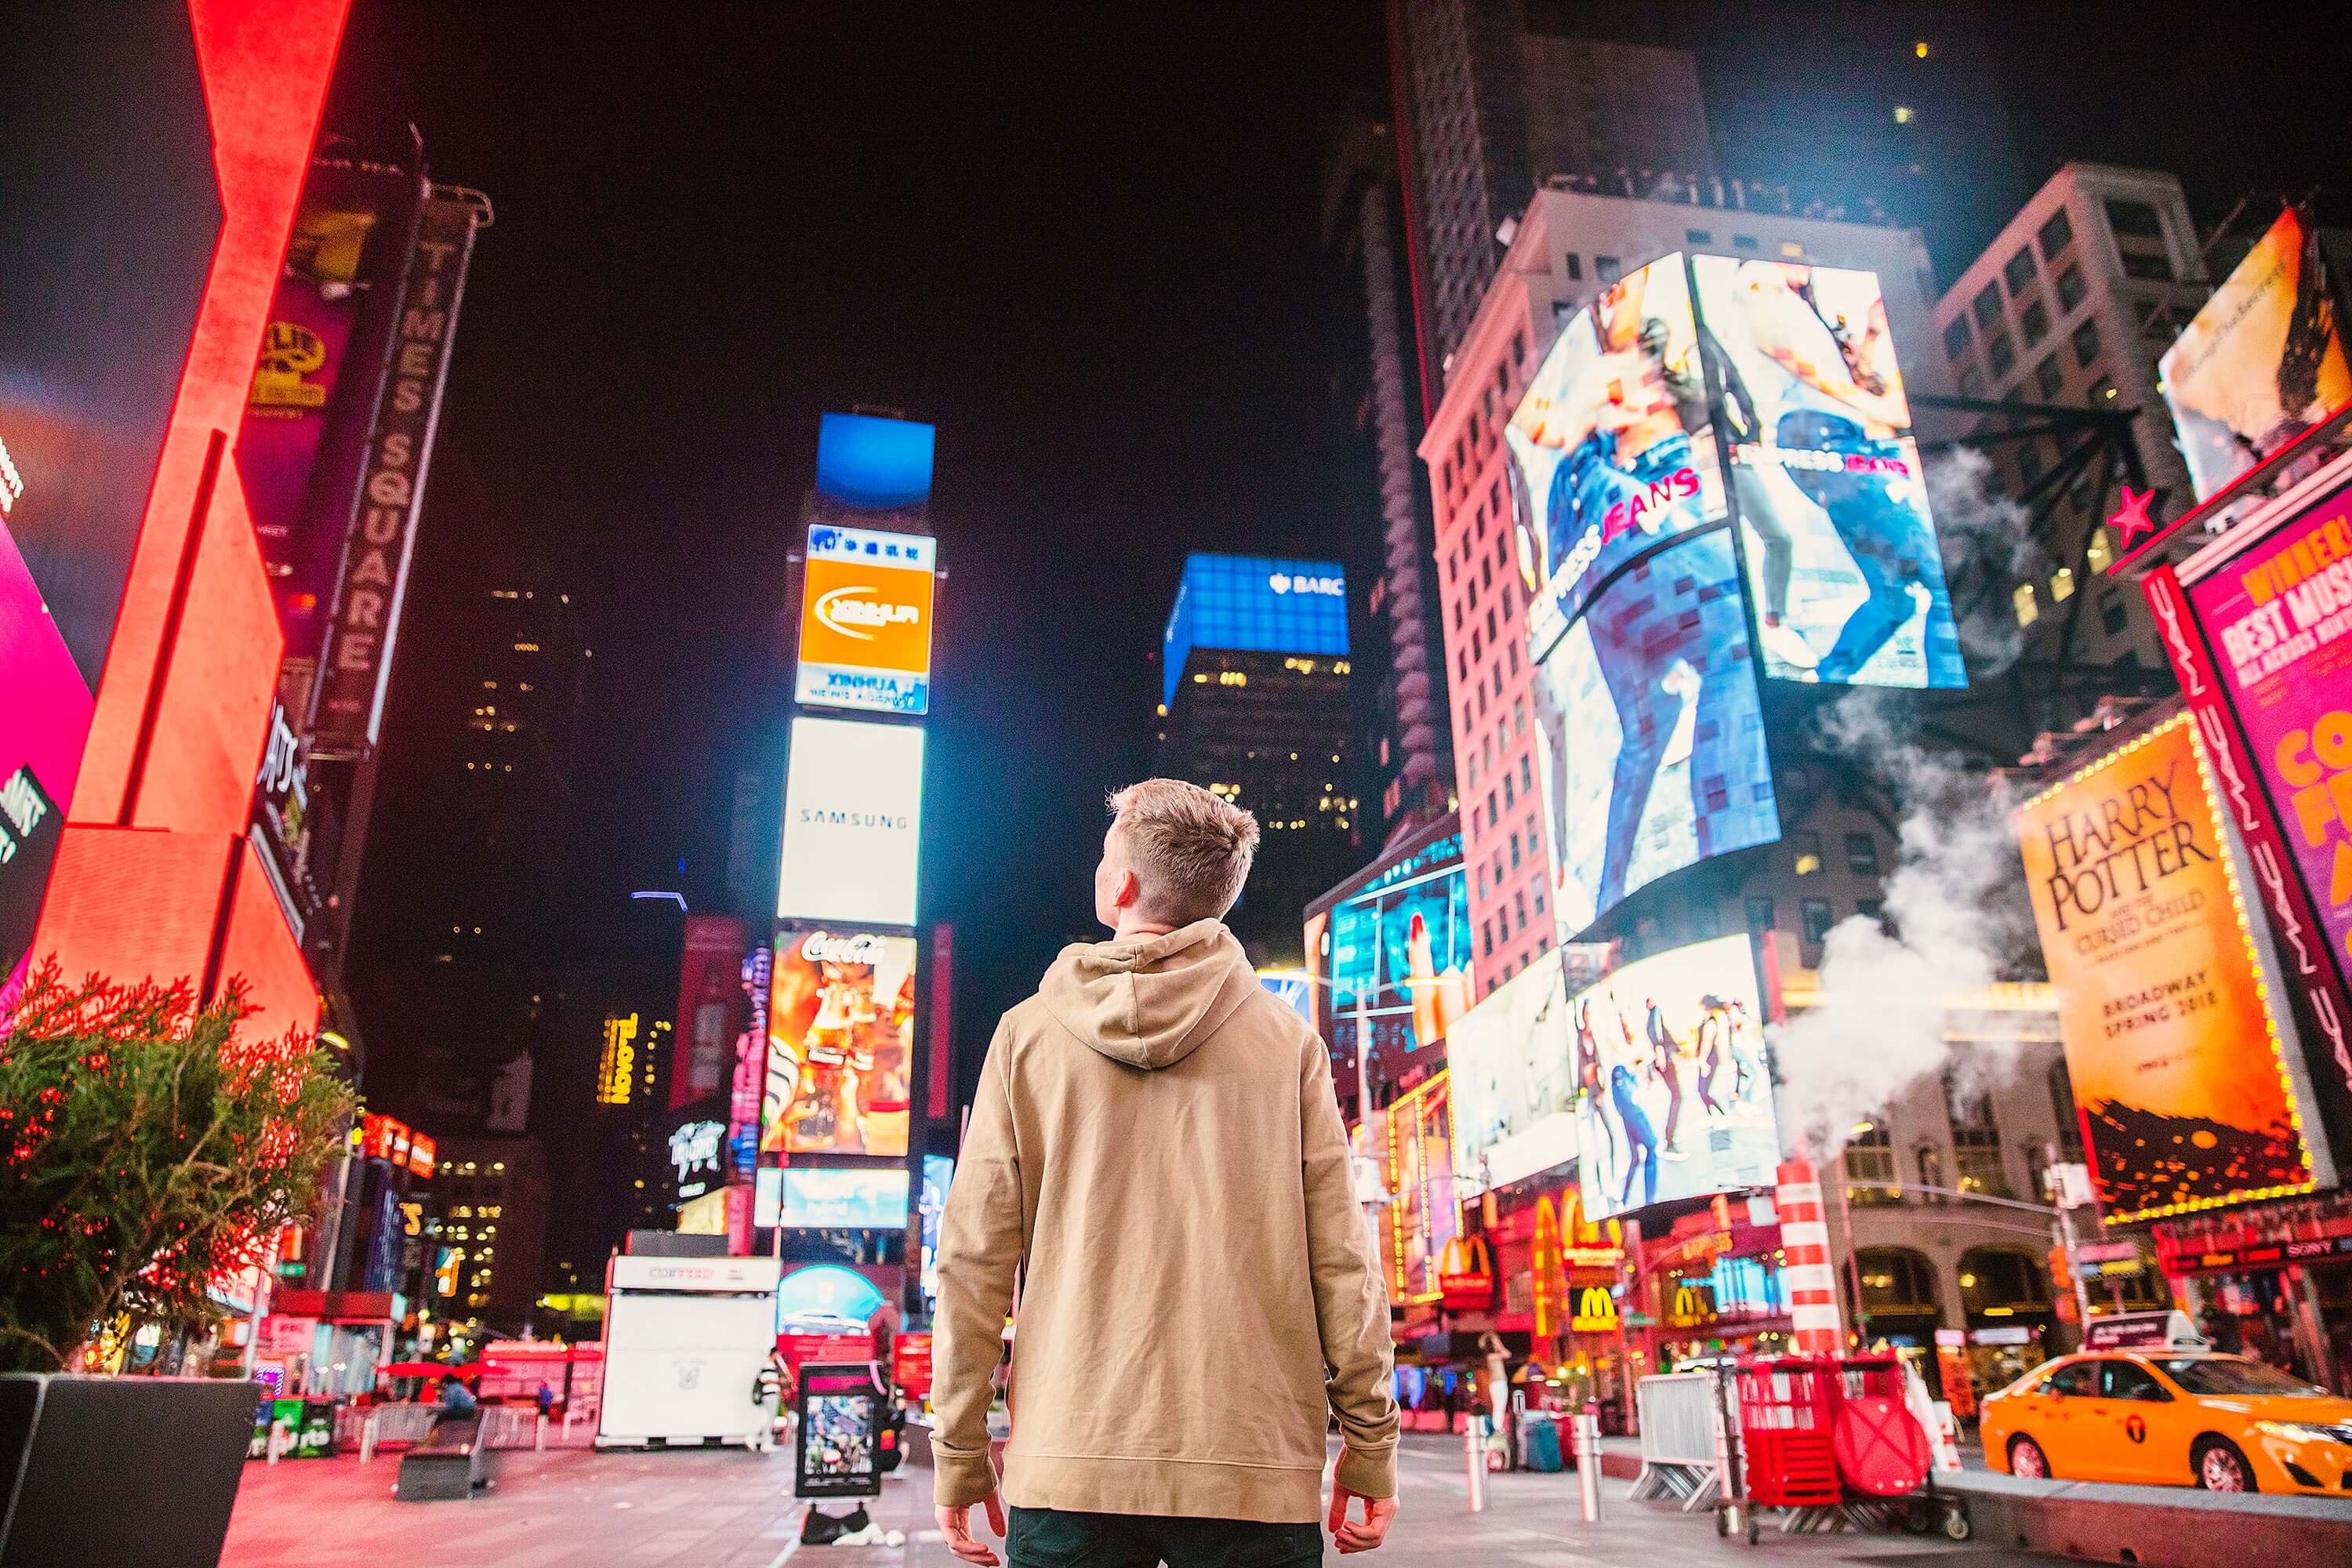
[310,195,481,754]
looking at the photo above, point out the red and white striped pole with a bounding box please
[1776,1157,1843,1358]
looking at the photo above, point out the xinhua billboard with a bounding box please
[796,524,936,716]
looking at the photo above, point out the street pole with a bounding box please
[2053,1205,2094,1330]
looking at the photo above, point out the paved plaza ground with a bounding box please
[220,1433,2069,1568]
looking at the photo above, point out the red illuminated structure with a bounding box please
[29,0,354,1040]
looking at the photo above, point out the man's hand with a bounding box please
[936,1492,1007,1566]
[1327,1468,1399,1555]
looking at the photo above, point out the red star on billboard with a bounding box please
[2111,485,2158,549]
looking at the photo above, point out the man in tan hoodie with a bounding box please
[932,779,1400,1566]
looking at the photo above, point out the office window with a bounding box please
[1944,1076,2012,1197]
[2050,565,2075,602]
[2104,198,2164,238]
[2071,317,2101,368]
[1519,755,1534,791]
[2020,298,2049,347]
[1512,330,1526,365]
[1972,281,2002,330]
[1564,252,1582,281]
[2013,582,2038,626]
[1957,365,1984,399]
[2089,375,2117,403]
[2037,206,2074,261]
[2003,246,2037,297]
[2056,264,2086,312]
[1846,833,1881,877]
[1987,333,2015,379]
[2085,525,2114,575]
[1792,829,1823,876]
[2120,249,2173,281]
[1942,315,1972,361]
[1733,234,1759,252]
[1501,771,1515,809]
[2102,596,2129,635]
[1800,897,1836,945]
[1686,228,1712,245]
[1744,895,1776,933]
[1595,256,1621,284]
[2034,354,2064,400]
[1508,831,1522,869]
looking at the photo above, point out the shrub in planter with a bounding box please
[0,963,354,1373]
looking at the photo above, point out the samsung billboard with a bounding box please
[777,717,924,928]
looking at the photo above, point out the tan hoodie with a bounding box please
[931,919,1399,1522]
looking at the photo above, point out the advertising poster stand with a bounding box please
[795,1362,887,1500]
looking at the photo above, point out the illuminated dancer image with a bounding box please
[1645,997,1689,1160]
[1722,261,1948,681]
[1693,995,1730,1119]
[1610,1058,1659,1210]
[1574,998,1620,1196]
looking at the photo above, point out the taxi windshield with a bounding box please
[2158,1357,2324,1397]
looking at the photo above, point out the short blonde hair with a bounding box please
[1106,779,1261,924]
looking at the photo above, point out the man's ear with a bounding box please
[1112,868,1140,910]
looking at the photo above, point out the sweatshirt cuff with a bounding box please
[1335,1442,1397,1501]
[932,1441,1000,1508]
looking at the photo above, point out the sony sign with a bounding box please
[310,196,480,756]
[777,716,924,928]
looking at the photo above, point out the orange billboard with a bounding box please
[2017,713,2326,1222]
[795,524,935,715]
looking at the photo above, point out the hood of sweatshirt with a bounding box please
[1039,918,1259,1069]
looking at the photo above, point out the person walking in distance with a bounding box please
[932,780,1401,1566]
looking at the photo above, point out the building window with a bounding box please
[1733,234,1759,252]
[2034,354,2064,400]
[2120,249,2173,281]
[2088,375,2117,403]
[2103,197,2164,239]
[1791,830,1823,876]
[1519,755,1534,790]
[1595,256,1621,284]
[1744,895,1776,933]
[1845,833,1881,877]
[2056,264,2087,312]
[1564,252,1582,281]
[1800,897,1835,946]
[1944,1076,2012,1198]
[1942,315,1972,362]
[2085,525,2114,575]
[1512,330,1526,365]
[2013,582,2038,626]
[1482,921,1494,956]
[2101,595,2129,635]
[2020,298,2049,347]
[2018,442,2043,487]
[1501,770,1514,808]
[1972,282,2002,331]
[1508,831,1522,869]
[1987,333,2015,379]
[2071,316,2101,368]
[1686,228,1712,245]
[2003,246,2037,297]
[2050,565,2076,602]
[2048,1059,2085,1160]
[1957,365,1984,399]
[2037,206,2074,261]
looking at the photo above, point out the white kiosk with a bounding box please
[597,1254,782,1449]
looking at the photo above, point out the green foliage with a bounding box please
[0,963,354,1373]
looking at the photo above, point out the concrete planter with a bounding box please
[0,1374,257,1567]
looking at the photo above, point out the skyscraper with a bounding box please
[1153,554,1357,966]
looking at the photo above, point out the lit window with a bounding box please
[2050,566,2076,602]
[2085,526,2114,575]
[2013,583,2039,626]
[1792,830,1823,877]
[1893,104,1915,125]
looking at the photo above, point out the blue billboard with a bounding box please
[1311,824,1472,1072]
[1162,553,1348,706]
[815,412,935,511]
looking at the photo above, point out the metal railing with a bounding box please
[1628,1372,1728,1512]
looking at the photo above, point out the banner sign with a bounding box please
[793,1363,886,1500]
[2016,714,2325,1221]
[310,196,479,754]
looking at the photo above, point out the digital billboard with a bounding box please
[919,1154,953,1302]
[795,524,936,716]
[2161,208,2352,503]
[1689,256,1965,689]
[2184,477,2352,1015]
[815,412,935,513]
[1531,530,1778,938]
[673,913,746,1109]
[1449,956,1577,1197]
[0,521,93,983]
[776,1167,911,1229]
[1161,553,1348,706]
[2016,714,2326,1221]
[777,717,924,927]
[1379,1073,1457,1305]
[1507,255,1726,659]
[765,926,916,1157]
[1570,934,1779,1221]
[1314,822,1472,1073]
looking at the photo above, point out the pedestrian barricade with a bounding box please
[351,1403,439,1461]
[1628,1371,1724,1512]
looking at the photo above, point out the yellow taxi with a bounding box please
[1982,1349,2352,1494]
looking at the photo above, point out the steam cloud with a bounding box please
[1923,443,2037,682]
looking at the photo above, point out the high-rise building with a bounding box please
[1930,165,2212,675]
[1422,185,1947,993]
[1323,118,1455,849]
[1153,554,1357,966]
[430,1137,553,1347]
[1388,1,1715,397]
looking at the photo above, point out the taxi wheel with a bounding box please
[2194,1437,2256,1494]
[2007,1435,2052,1481]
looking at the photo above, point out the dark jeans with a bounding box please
[1007,1507,1322,1568]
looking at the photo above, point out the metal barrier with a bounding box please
[1628,1373,1726,1512]
[351,1404,439,1461]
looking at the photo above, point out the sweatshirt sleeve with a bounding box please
[931,1021,1024,1508]
[1299,1037,1399,1498]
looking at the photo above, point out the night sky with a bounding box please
[318,2,2343,1094]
